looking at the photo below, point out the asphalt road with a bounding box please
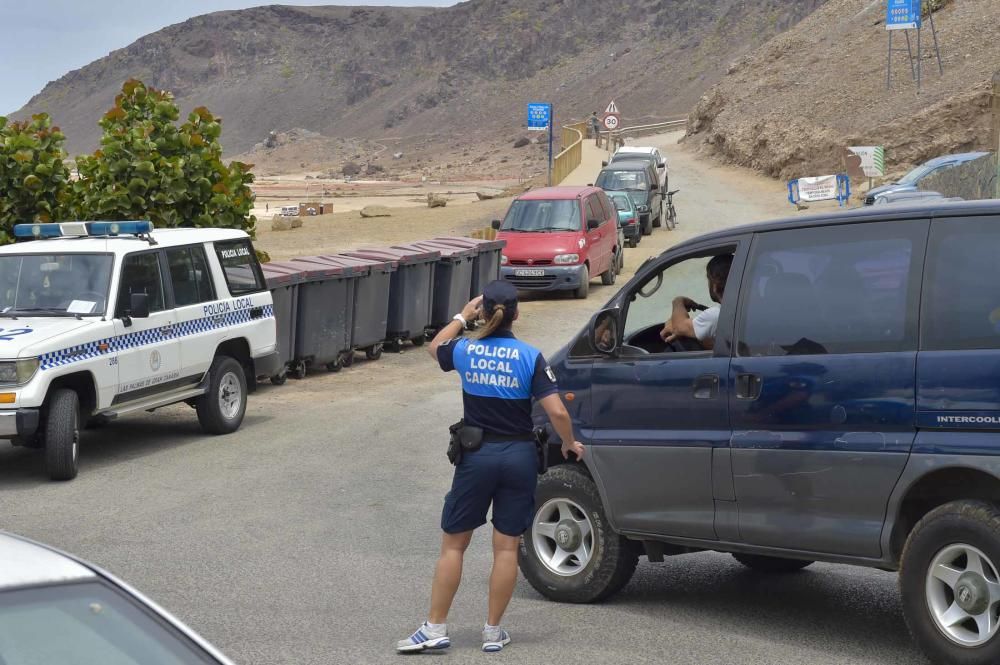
[0,134,928,664]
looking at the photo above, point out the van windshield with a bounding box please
[500,199,581,232]
[0,253,113,316]
[596,169,648,191]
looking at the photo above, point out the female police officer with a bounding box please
[397,280,585,654]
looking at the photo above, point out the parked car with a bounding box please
[492,186,620,299]
[0,530,235,663]
[521,199,1000,665]
[871,190,962,206]
[606,146,667,191]
[606,190,641,248]
[864,152,989,205]
[280,205,299,217]
[594,160,663,233]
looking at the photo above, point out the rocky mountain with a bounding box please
[686,0,999,180]
[16,0,826,166]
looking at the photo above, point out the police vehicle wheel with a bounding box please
[900,500,1000,665]
[366,344,384,361]
[411,334,426,347]
[573,267,590,300]
[196,356,247,435]
[732,553,813,573]
[45,388,80,481]
[270,372,287,386]
[519,465,638,603]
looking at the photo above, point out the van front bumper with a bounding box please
[0,409,40,439]
[501,264,588,292]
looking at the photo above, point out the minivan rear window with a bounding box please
[922,218,1000,351]
[501,199,581,232]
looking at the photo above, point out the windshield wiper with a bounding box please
[4,307,76,317]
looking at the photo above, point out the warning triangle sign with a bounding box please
[605,100,619,114]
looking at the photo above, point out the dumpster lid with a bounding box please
[324,253,396,274]
[400,240,475,261]
[295,255,370,277]
[433,236,506,251]
[260,261,308,286]
[282,257,355,280]
[342,250,399,269]
[352,245,440,265]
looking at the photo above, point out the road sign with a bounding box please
[886,0,921,30]
[527,102,551,131]
[605,100,619,115]
[603,114,621,131]
[848,146,886,178]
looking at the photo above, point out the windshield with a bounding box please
[501,199,581,232]
[611,153,655,169]
[596,169,648,192]
[0,581,217,664]
[0,253,113,316]
[897,163,939,185]
[608,194,632,212]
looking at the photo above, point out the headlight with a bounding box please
[553,254,580,265]
[0,358,39,385]
[501,255,508,265]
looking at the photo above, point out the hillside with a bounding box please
[686,0,999,181]
[16,1,826,177]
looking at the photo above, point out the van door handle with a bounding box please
[735,373,763,400]
[692,374,719,399]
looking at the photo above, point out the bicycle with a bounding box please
[663,189,679,230]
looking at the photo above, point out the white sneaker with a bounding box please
[396,622,450,653]
[482,626,511,653]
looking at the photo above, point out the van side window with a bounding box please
[738,222,923,356]
[922,218,1000,351]
[166,246,216,307]
[116,252,165,317]
[214,240,264,296]
[586,198,603,225]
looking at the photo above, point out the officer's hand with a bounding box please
[562,440,585,461]
[461,296,483,322]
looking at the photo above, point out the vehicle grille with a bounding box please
[509,259,552,266]
[864,196,876,205]
[504,274,557,289]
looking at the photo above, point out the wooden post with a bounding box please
[993,71,1000,198]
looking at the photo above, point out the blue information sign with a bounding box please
[886,0,921,30]
[527,102,551,131]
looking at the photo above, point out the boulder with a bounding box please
[360,205,392,218]
[428,193,447,208]
[271,215,300,231]
[475,190,499,201]
[513,137,530,148]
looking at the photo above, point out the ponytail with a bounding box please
[474,304,507,339]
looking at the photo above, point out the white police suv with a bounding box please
[0,221,279,480]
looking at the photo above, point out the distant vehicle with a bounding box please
[607,146,667,191]
[606,190,641,248]
[280,206,299,217]
[864,152,989,205]
[0,531,235,663]
[594,160,663,234]
[492,186,621,299]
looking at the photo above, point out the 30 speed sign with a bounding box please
[603,114,620,130]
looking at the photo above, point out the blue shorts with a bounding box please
[441,441,538,537]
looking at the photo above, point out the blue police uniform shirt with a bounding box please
[437,330,559,437]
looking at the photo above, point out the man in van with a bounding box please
[660,254,733,350]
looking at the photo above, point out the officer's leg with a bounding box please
[429,530,473,624]
[487,530,520,626]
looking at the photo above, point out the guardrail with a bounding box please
[553,121,587,185]
[597,118,687,150]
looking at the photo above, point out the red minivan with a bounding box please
[492,186,620,299]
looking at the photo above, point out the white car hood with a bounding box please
[0,317,98,358]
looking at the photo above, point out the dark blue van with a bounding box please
[521,201,1000,665]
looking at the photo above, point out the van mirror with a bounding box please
[491,219,502,230]
[650,183,658,191]
[128,292,150,319]
[658,161,666,169]
[601,161,608,167]
[591,308,620,355]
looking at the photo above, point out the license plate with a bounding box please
[514,269,545,277]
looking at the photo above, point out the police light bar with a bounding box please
[13,221,154,239]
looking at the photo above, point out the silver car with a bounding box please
[0,531,234,664]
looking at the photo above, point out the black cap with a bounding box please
[483,280,518,320]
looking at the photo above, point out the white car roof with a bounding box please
[615,146,657,155]
[0,227,249,255]
[0,532,95,589]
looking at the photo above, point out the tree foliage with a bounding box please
[72,79,256,235]
[0,114,72,242]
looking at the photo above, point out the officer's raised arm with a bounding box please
[428,295,482,362]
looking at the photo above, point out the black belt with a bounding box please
[482,432,533,442]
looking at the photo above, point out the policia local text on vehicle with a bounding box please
[397,280,585,654]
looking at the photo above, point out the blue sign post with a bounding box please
[527,102,554,186]
[886,0,921,30]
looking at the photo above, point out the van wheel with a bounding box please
[652,210,662,228]
[601,263,616,286]
[900,501,1000,665]
[197,356,247,435]
[732,553,814,573]
[519,465,638,603]
[574,267,590,299]
[641,216,652,236]
[45,388,80,481]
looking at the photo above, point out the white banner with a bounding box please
[797,175,840,202]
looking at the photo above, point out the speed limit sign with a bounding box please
[603,114,620,131]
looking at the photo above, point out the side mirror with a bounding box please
[587,218,601,230]
[491,219,502,230]
[587,183,594,187]
[650,183,658,191]
[129,292,150,319]
[591,308,620,355]
[659,161,666,168]
[601,161,608,167]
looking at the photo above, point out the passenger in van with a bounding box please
[659,254,733,350]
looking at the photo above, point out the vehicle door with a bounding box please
[164,244,220,382]
[916,214,1000,449]
[728,220,928,558]
[111,250,182,403]
[585,238,748,540]
[584,196,610,275]
[597,192,620,259]
[653,149,667,189]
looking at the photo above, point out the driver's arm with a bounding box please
[661,297,697,341]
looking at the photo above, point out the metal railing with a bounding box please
[597,118,687,151]
[552,121,587,185]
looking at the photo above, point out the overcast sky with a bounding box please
[0,1,458,115]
